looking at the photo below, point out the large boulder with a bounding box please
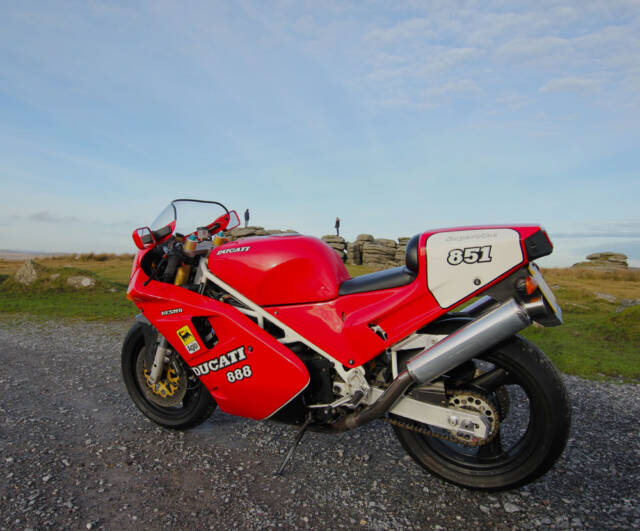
[14,260,40,285]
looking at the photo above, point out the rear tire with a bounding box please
[394,335,571,491]
[121,322,216,429]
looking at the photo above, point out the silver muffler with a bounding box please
[406,298,531,384]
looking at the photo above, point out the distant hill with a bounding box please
[0,249,72,261]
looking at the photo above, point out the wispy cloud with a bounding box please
[539,77,599,93]
[27,211,81,223]
[553,232,640,239]
[552,221,640,239]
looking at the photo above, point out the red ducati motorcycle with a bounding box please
[123,199,570,490]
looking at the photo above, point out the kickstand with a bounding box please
[274,414,313,476]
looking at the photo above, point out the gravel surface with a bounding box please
[0,315,638,530]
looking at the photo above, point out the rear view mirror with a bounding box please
[227,210,240,230]
[132,227,156,250]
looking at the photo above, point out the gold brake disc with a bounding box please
[136,348,188,407]
[143,366,180,398]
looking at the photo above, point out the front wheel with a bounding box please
[393,335,571,490]
[122,322,216,429]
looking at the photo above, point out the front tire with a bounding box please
[121,322,216,429]
[394,335,571,490]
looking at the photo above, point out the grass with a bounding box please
[517,267,640,383]
[0,256,638,382]
[0,257,136,321]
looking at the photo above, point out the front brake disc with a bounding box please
[136,349,188,407]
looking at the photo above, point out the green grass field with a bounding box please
[1,256,638,382]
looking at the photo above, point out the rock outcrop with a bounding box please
[223,226,412,269]
[572,252,629,270]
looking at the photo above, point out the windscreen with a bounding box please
[150,199,229,237]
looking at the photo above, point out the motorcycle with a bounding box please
[122,198,571,490]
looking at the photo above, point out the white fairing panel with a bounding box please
[426,229,523,308]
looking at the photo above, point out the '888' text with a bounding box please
[226,365,252,383]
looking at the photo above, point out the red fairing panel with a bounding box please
[267,225,543,367]
[266,279,439,368]
[128,262,309,420]
[208,234,350,306]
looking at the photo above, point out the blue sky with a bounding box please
[1,0,639,267]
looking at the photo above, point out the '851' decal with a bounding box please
[447,245,493,266]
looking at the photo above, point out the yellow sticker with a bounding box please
[176,325,200,354]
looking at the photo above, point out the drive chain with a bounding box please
[384,416,488,446]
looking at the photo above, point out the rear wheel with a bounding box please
[121,323,216,429]
[393,335,571,490]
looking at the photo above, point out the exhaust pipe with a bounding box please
[407,298,531,384]
[331,298,533,431]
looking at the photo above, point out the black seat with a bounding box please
[338,233,421,296]
[338,266,416,296]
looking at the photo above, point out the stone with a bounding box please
[356,234,374,242]
[374,238,397,248]
[14,260,39,285]
[66,276,96,289]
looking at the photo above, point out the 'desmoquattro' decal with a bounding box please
[426,229,523,308]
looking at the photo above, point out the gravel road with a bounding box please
[0,316,638,530]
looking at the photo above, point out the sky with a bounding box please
[0,0,639,267]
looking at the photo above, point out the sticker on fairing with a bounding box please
[161,308,183,316]
[176,325,201,354]
[426,229,523,308]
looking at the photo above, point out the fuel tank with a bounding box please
[208,234,350,306]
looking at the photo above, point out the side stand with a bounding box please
[274,415,313,476]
